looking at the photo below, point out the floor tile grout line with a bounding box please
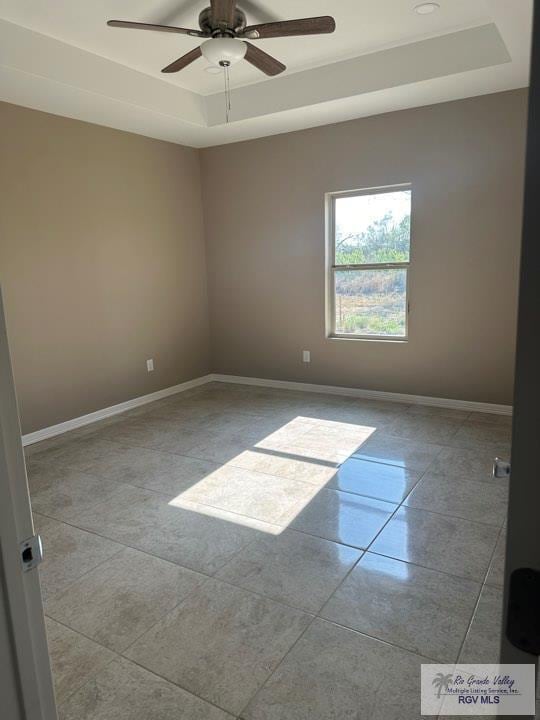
[117,651,241,717]
[35,509,214,587]
[37,487,377,588]
[235,612,320,719]
[41,496,385,560]
[314,550,367,625]
[311,616,448,663]
[38,507,337,620]
[315,439,504,614]
[36,457,505,609]
[323,485,419,506]
[207,530,269,581]
[222,519,500,587]
[35,457,506,537]
[115,575,225,658]
[235,612,449,720]
[29,402,510,476]
[124,431,426,460]
[382,420,465,446]
[346,453,439,472]
[34,453,504,591]
[50,612,237,718]
[48,575,271,718]
[31,441,343,496]
[34,448,507,537]
[47,578,229,676]
[115,579,319,717]
[47,574,470,718]
[56,656,118,709]
[454,523,507,665]
[41,560,123,609]
[361,459,433,553]
[311,462,435,621]
[398,499,508,529]
[362,450,504,572]
[314,560,483,665]
[29,421,510,503]
[364,549,495,585]
[235,454,446,717]
[35,502,278,591]
[367,467,505,542]
[34,516,129,602]
[47,548,211,648]
[44,622,119,708]
[483,527,505,590]
[44,614,120,654]
[33,457,414,534]
[43,614,123,706]
[314,554,482,663]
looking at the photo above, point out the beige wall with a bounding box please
[201,90,527,405]
[0,90,528,434]
[0,102,210,434]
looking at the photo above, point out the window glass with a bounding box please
[334,190,411,265]
[334,268,407,336]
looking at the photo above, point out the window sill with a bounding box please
[327,334,408,344]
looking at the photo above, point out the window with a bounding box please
[327,185,412,340]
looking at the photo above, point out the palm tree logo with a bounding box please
[432,672,453,698]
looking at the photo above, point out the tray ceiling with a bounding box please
[0,0,532,147]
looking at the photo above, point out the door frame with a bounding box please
[0,288,57,719]
[500,0,539,678]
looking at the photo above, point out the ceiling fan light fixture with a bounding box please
[201,38,246,67]
[414,2,440,14]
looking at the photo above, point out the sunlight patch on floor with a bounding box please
[167,497,284,534]
[167,416,377,533]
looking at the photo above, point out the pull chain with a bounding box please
[223,63,232,123]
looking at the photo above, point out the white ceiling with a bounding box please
[0,0,532,147]
[0,0,495,94]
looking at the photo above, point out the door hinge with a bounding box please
[506,568,540,655]
[20,534,43,572]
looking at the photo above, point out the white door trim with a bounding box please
[0,289,57,719]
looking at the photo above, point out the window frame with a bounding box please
[326,183,412,342]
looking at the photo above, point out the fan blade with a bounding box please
[210,0,237,27]
[162,46,202,73]
[107,20,204,36]
[244,42,285,76]
[242,16,336,39]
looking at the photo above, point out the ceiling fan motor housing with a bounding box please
[198,6,246,36]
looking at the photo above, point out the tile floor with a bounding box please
[26,382,514,719]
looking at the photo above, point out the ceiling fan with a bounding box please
[107,0,336,76]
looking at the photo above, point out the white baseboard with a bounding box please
[22,370,512,447]
[210,373,513,416]
[21,374,214,446]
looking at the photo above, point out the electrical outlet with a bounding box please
[146,359,154,372]
[302,350,311,363]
